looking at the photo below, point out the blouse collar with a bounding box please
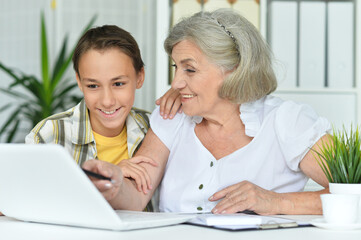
[189,96,267,137]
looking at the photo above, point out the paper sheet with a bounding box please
[187,213,307,231]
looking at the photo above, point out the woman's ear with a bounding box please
[136,67,145,89]
[75,73,83,92]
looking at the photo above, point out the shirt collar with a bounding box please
[189,96,267,137]
[126,109,148,156]
[71,99,94,145]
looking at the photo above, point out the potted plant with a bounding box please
[315,126,361,184]
[0,12,96,142]
[314,125,361,214]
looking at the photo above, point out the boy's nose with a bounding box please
[102,88,116,108]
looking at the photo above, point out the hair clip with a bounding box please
[211,17,240,57]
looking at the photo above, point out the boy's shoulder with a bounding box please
[129,107,151,129]
[130,107,151,120]
[33,106,75,128]
[131,107,150,115]
[27,102,83,139]
[26,106,77,144]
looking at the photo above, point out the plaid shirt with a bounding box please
[25,99,157,211]
[25,99,150,165]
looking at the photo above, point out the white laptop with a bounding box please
[0,144,193,230]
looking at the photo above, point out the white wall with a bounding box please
[265,0,359,131]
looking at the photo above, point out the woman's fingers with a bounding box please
[210,181,279,215]
[169,96,182,119]
[212,190,249,214]
[156,89,181,119]
[209,183,239,201]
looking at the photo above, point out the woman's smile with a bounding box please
[181,94,197,102]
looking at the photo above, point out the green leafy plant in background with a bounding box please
[314,126,361,183]
[0,13,96,142]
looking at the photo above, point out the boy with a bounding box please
[25,25,180,211]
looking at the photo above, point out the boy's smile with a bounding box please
[76,48,144,137]
[99,108,120,115]
[98,106,122,118]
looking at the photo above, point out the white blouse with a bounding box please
[150,95,331,213]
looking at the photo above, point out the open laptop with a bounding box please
[0,144,193,230]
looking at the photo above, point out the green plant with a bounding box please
[314,126,361,183]
[0,13,96,142]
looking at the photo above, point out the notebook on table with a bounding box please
[187,213,311,231]
[0,144,193,231]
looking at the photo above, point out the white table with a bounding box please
[1,216,361,240]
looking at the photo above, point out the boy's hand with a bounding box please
[82,160,123,201]
[117,157,158,194]
[155,88,182,119]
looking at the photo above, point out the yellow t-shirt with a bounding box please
[93,126,129,165]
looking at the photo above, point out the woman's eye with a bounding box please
[172,64,195,73]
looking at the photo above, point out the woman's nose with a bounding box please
[171,72,186,90]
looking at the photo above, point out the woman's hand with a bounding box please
[209,181,281,215]
[82,160,123,202]
[155,88,182,119]
[117,157,158,194]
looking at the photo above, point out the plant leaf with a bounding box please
[0,62,22,83]
[41,12,50,98]
[0,103,13,113]
[314,125,361,183]
[50,15,97,92]
[51,34,68,82]
[0,87,30,100]
[0,106,22,136]
[5,119,21,143]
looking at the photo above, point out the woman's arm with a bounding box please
[299,134,330,188]
[82,129,170,210]
[209,135,330,215]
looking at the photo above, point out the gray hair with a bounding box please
[164,8,277,104]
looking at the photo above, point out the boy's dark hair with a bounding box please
[72,25,144,76]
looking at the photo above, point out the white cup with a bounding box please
[321,194,360,224]
[329,183,361,217]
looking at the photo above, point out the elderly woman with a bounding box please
[83,8,330,215]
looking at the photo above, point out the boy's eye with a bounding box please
[87,84,98,89]
[114,82,124,87]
